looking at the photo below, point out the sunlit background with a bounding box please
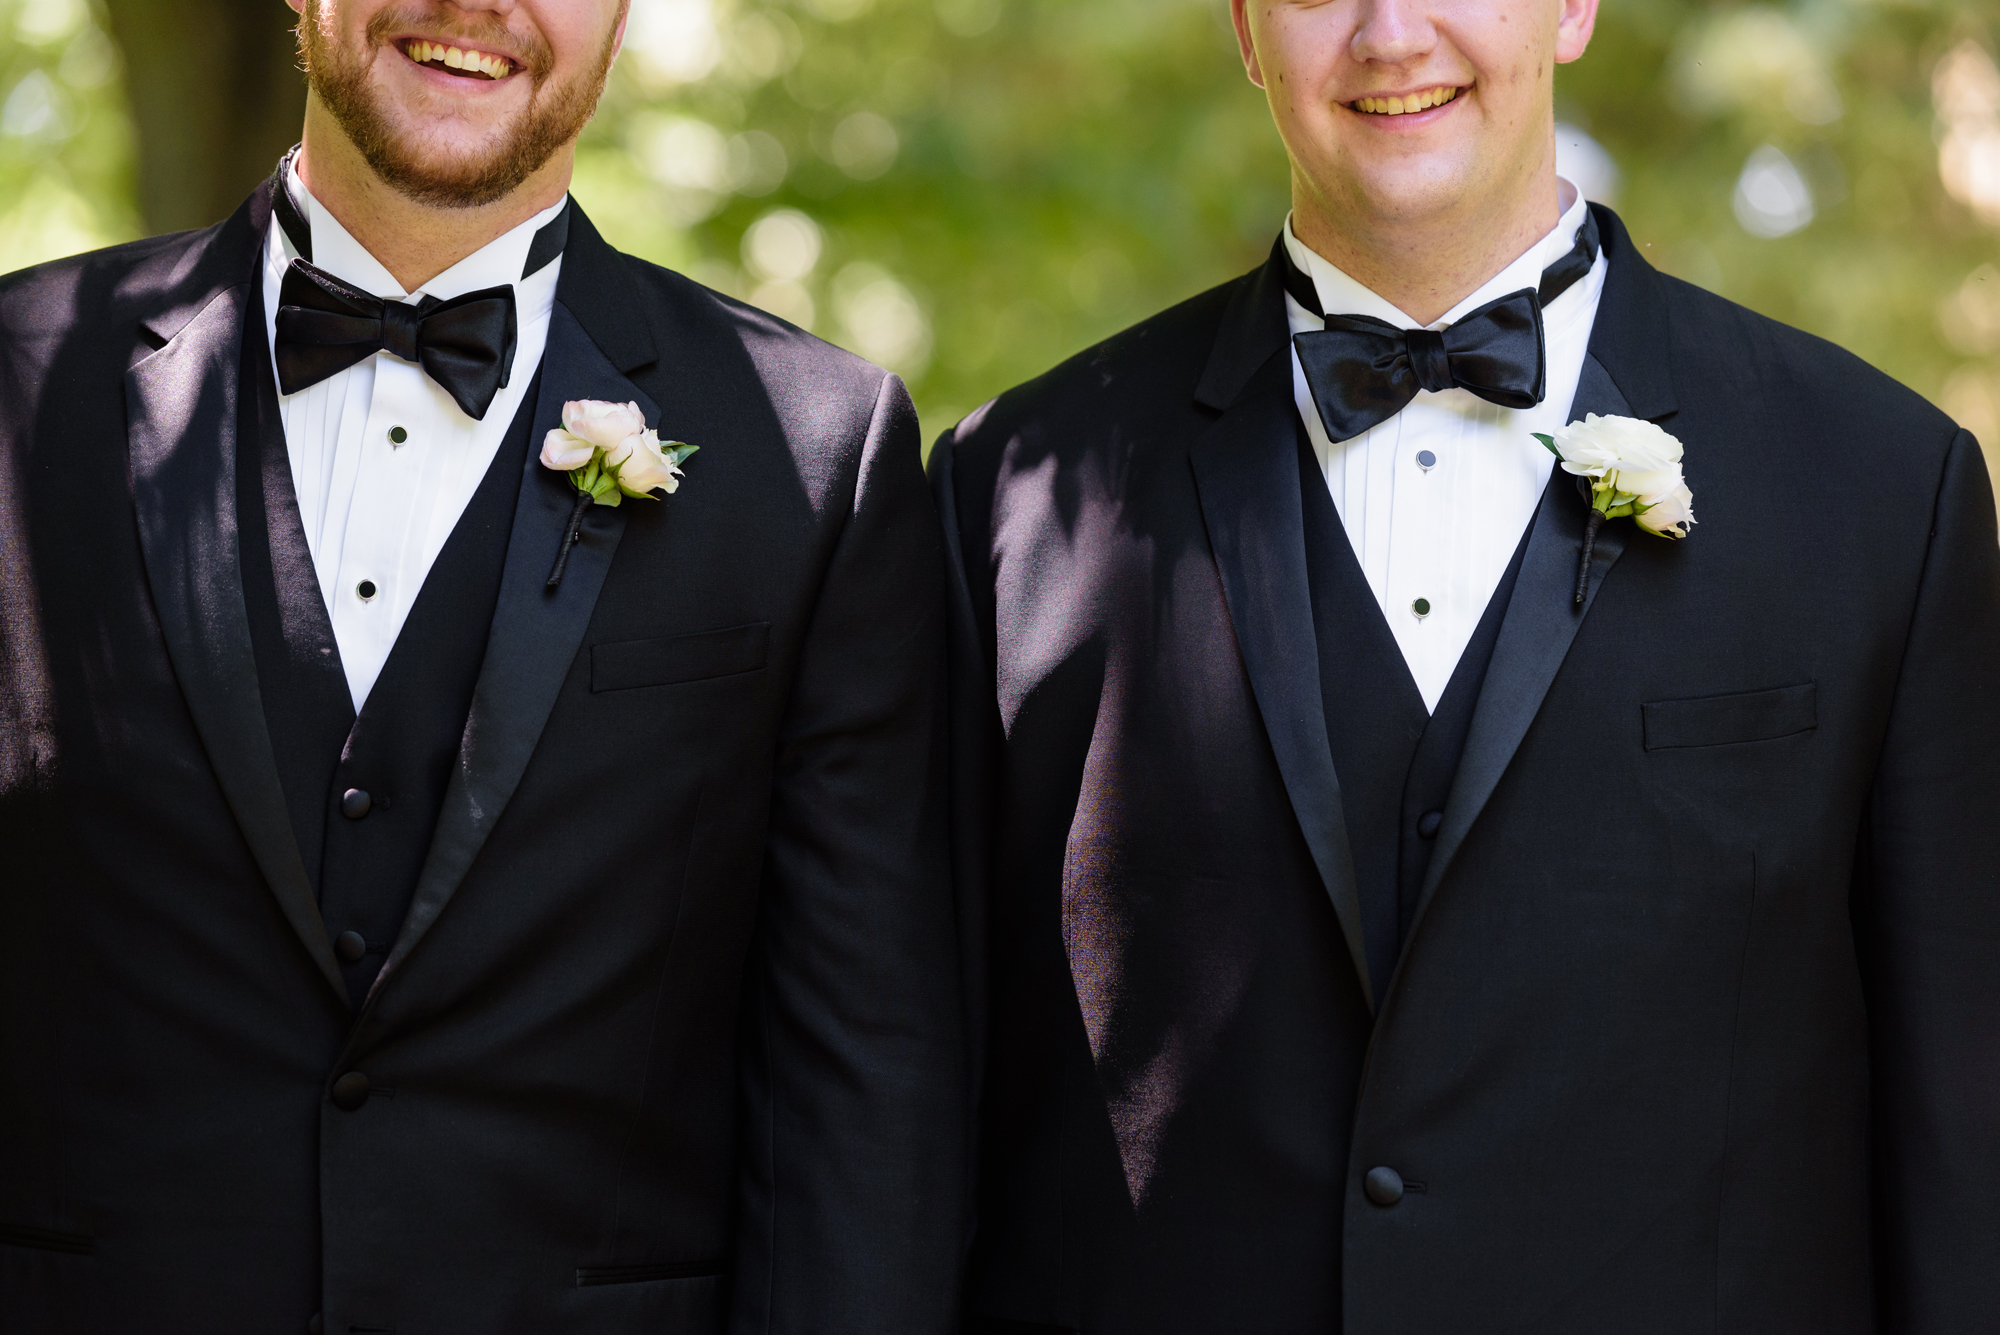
[1,0,1996,456]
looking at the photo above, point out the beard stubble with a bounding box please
[297,1,619,209]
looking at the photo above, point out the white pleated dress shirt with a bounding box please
[261,161,565,710]
[1286,182,1606,711]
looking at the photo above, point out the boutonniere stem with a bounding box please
[539,399,697,589]
[548,490,596,590]
[1535,414,1695,607]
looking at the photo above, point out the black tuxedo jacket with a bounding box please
[0,184,965,1333]
[932,206,2000,1333]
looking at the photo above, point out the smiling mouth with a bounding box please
[1351,86,1463,116]
[401,39,515,80]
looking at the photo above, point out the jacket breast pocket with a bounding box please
[591,623,770,692]
[1642,682,1816,751]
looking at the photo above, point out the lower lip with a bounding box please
[1348,93,1465,130]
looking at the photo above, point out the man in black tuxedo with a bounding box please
[0,1,963,1331]
[934,0,2000,1331]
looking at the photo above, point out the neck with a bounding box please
[295,96,573,291]
[1291,170,1570,326]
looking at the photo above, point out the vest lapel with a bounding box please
[1404,205,1680,950]
[126,191,346,999]
[373,212,659,997]
[1189,334,1373,1011]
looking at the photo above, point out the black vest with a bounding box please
[1296,428,1530,997]
[237,282,533,1006]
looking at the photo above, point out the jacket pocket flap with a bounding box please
[591,623,770,692]
[1643,682,1816,751]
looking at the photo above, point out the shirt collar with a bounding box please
[1283,179,1592,331]
[280,154,567,305]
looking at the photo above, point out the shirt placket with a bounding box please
[325,353,433,695]
[1383,401,1442,699]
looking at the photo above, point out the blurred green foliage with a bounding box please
[2,0,1997,452]
[0,0,136,269]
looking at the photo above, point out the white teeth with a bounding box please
[408,41,511,78]
[1355,87,1459,116]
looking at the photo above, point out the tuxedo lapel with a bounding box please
[125,193,346,998]
[376,213,659,993]
[1405,206,1679,948]
[1189,339,1373,1009]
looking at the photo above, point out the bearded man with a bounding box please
[933,0,2000,1330]
[0,2,964,1331]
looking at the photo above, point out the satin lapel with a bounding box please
[127,281,346,998]
[376,299,659,990]
[1189,349,1372,1008]
[1404,206,1680,949]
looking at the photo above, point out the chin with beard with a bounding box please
[296,0,618,209]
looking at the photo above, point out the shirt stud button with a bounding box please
[388,425,407,445]
[1411,597,1432,619]
[1416,449,1437,470]
[340,788,372,820]
[356,579,377,602]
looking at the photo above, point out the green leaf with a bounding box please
[664,441,699,467]
[1533,432,1560,458]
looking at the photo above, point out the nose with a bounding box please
[1349,0,1438,66]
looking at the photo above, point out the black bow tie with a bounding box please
[266,144,569,422]
[274,261,518,421]
[1287,209,1600,442]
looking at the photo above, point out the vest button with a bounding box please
[334,930,368,963]
[340,788,372,819]
[1364,1166,1405,1206]
[1417,810,1443,839]
[330,1071,371,1111]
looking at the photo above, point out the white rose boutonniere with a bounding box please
[540,399,698,587]
[1536,414,1695,605]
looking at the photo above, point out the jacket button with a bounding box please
[340,788,372,820]
[308,1315,324,1335]
[334,930,367,963]
[1417,811,1443,839]
[1364,1166,1405,1206]
[330,1071,371,1110]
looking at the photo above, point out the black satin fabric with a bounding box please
[1293,290,1548,441]
[1285,207,1602,442]
[273,258,519,420]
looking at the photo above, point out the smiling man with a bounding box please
[933,0,2000,1331]
[0,2,964,1332]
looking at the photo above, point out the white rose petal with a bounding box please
[1635,483,1696,538]
[1618,463,1684,505]
[540,428,596,471]
[607,428,682,497]
[561,399,650,453]
[1551,413,1683,479]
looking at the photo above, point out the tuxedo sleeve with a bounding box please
[732,373,966,1335]
[1862,427,2000,1331]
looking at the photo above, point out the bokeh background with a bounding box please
[1,0,1996,455]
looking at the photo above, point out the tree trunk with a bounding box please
[101,0,307,235]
